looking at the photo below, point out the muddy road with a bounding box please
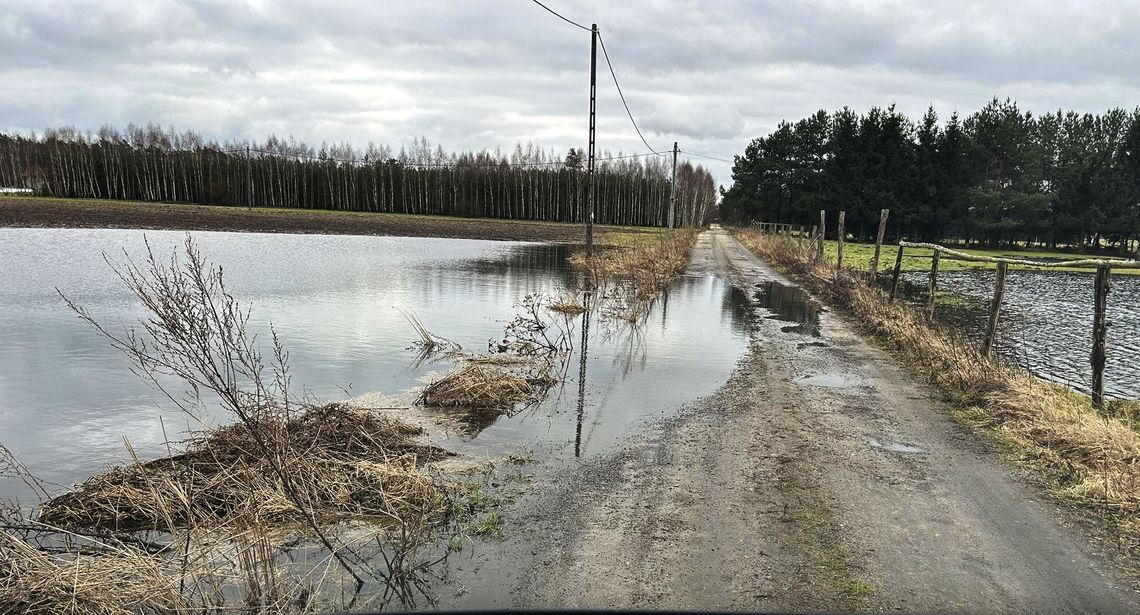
[434,228,1139,613]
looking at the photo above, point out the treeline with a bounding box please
[721,98,1140,252]
[0,124,718,228]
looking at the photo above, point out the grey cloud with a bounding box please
[3,0,1140,187]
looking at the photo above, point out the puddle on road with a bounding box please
[794,373,863,389]
[867,437,927,454]
[754,281,822,336]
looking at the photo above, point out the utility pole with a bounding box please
[246,144,252,211]
[586,23,598,255]
[668,141,678,228]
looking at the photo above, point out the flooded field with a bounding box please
[903,268,1140,399]
[0,228,750,506]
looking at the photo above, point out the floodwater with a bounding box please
[0,228,751,505]
[902,269,1140,399]
[754,280,822,337]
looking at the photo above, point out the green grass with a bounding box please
[825,240,1140,276]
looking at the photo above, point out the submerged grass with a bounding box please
[735,228,1140,548]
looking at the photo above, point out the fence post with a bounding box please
[927,250,940,319]
[1091,265,1111,410]
[889,245,904,300]
[982,262,1008,357]
[818,210,826,258]
[836,211,846,274]
[870,208,890,276]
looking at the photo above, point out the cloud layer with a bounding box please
[3,0,1139,185]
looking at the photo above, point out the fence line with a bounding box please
[756,209,1133,410]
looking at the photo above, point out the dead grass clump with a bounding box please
[547,293,587,315]
[570,228,698,299]
[417,365,534,409]
[733,228,1140,540]
[0,532,183,615]
[38,403,448,533]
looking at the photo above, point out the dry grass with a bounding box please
[734,228,1140,545]
[417,365,538,410]
[0,532,184,615]
[570,228,698,300]
[38,403,449,533]
[547,293,587,315]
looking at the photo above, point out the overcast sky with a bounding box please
[3,0,1139,185]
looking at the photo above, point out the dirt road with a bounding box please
[436,228,1139,613]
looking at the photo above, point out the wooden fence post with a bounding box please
[889,246,905,300]
[836,211,846,274]
[982,262,1008,357]
[870,208,890,276]
[818,210,826,258]
[927,250,940,319]
[1091,265,1111,409]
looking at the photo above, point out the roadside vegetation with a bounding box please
[567,228,693,308]
[734,228,1140,551]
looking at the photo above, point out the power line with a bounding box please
[596,31,663,155]
[681,150,735,164]
[528,0,590,31]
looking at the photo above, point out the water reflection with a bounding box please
[0,229,751,503]
[753,280,822,336]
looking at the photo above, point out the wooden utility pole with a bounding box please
[871,208,890,275]
[668,141,678,228]
[1091,265,1111,409]
[585,23,598,255]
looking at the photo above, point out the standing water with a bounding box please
[0,228,750,504]
[903,268,1140,399]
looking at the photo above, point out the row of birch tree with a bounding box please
[0,124,718,228]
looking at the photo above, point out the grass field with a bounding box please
[822,240,1140,276]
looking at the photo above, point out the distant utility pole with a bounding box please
[246,145,252,211]
[668,141,678,228]
[586,23,598,255]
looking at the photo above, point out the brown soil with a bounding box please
[0,196,659,245]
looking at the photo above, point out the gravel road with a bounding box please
[432,228,1139,613]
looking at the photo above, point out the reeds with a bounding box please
[0,530,185,615]
[735,228,1140,543]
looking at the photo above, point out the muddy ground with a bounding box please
[433,228,1139,613]
[0,196,657,244]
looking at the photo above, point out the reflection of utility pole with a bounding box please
[574,294,592,457]
[585,23,598,255]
